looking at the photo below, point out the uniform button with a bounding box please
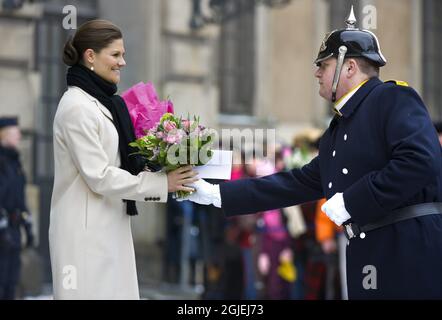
[328,182,332,189]
[332,150,336,157]
[342,168,348,175]
[144,197,148,201]
[344,134,348,141]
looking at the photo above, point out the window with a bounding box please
[218,0,256,115]
[423,0,442,120]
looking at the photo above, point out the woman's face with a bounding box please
[86,38,126,84]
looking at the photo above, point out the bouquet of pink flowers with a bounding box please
[122,82,174,139]
[122,82,215,198]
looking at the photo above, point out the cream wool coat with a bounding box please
[49,86,168,299]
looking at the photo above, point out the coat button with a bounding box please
[344,134,348,141]
[328,182,332,189]
[342,168,348,175]
[144,197,148,201]
[332,150,336,157]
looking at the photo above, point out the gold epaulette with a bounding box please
[385,79,409,86]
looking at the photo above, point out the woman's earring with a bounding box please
[90,66,94,71]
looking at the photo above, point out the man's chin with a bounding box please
[319,91,332,101]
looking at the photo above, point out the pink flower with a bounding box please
[161,99,174,114]
[164,129,185,144]
[165,135,177,144]
[163,120,177,132]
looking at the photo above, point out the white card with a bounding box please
[194,150,232,180]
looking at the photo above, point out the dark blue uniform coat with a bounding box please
[0,146,32,299]
[220,77,442,299]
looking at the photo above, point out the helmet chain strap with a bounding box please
[332,45,348,102]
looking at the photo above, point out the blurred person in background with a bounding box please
[315,199,345,299]
[285,129,330,300]
[219,150,258,300]
[0,117,34,300]
[256,160,294,299]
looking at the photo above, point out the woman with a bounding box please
[49,19,197,299]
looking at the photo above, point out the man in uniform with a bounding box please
[0,117,34,299]
[183,7,442,299]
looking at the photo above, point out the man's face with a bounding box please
[314,57,348,101]
[314,58,336,101]
[0,126,21,149]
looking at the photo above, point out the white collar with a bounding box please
[334,80,368,115]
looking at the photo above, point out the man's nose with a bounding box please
[314,68,321,78]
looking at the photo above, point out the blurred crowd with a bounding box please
[163,127,348,300]
[2,120,442,299]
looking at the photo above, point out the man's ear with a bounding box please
[346,59,358,77]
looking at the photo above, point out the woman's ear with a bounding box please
[83,48,95,65]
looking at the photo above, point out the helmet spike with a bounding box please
[346,5,357,29]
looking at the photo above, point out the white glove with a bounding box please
[321,192,351,226]
[176,179,222,208]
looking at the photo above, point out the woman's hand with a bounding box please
[167,165,198,193]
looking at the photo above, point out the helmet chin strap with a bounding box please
[331,45,348,102]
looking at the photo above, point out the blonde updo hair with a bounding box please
[62,19,123,66]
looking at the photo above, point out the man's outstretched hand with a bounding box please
[177,179,222,208]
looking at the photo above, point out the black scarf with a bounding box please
[67,64,143,216]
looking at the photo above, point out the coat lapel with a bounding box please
[72,86,114,122]
[94,101,114,122]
